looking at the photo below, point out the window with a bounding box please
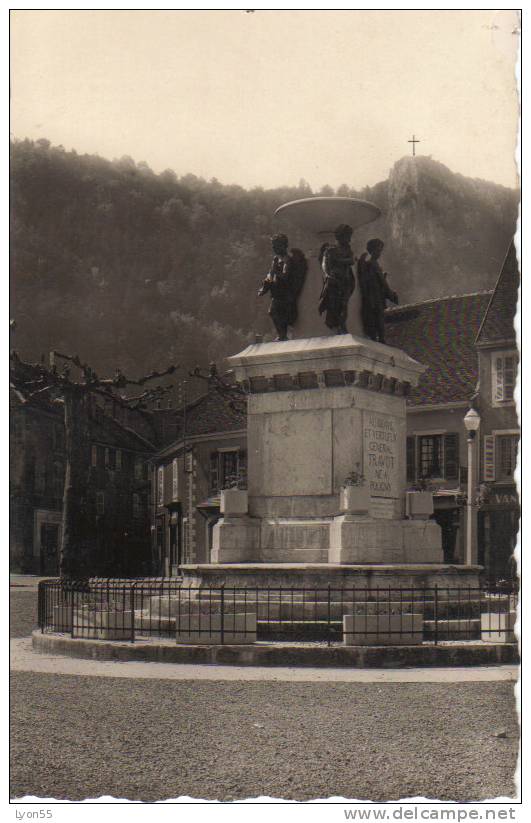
[172,458,179,500]
[209,449,247,492]
[135,458,144,481]
[418,435,443,479]
[91,445,98,467]
[116,450,122,470]
[34,459,46,494]
[484,432,519,482]
[492,352,517,404]
[96,491,105,515]
[52,424,63,451]
[406,434,459,482]
[132,493,142,518]
[496,435,519,481]
[157,466,164,506]
[53,461,63,499]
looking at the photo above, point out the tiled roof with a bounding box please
[161,386,246,443]
[90,413,155,452]
[476,243,519,345]
[385,292,493,406]
[183,388,246,436]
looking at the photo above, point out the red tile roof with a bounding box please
[385,291,493,406]
[476,243,519,346]
[170,386,246,439]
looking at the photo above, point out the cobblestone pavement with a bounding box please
[10,589,520,803]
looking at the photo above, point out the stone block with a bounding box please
[401,520,443,563]
[73,609,133,640]
[51,604,73,632]
[406,491,434,520]
[211,516,260,563]
[249,408,332,497]
[343,613,423,646]
[176,612,257,645]
[339,484,370,514]
[481,611,517,643]
[329,516,443,564]
[220,488,248,516]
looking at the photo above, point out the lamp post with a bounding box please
[464,408,481,565]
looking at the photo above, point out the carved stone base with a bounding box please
[329,516,443,564]
[211,516,261,564]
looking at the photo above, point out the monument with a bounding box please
[182,197,481,593]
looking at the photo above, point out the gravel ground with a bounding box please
[11,674,519,802]
[10,588,519,802]
[10,589,38,638]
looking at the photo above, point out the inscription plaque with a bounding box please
[363,412,400,499]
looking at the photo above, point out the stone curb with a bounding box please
[31,631,519,669]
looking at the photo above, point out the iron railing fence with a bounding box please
[37,580,518,647]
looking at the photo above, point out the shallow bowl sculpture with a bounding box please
[274,196,381,236]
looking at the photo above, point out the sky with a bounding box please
[10,9,520,191]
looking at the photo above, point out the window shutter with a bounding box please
[172,458,179,500]
[91,445,98,467]
[503,355,515,401]
[157,466,164,505]
[444,434,459,481]
[406,437,415,482]
[493,357,504,402]
[483,435,495,481]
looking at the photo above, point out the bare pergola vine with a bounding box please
[11,347,178,579]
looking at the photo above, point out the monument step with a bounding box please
[141,596,482,620]
[133,614,481,641]
[423,619,481,641]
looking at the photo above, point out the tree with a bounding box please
[10,349,177,579]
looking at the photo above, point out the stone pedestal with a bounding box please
[216,333,439,565]
[329,516,442,564]
[211,489,260,564]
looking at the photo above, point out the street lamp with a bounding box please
[464,408,481,565]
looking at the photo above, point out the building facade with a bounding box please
[385,291,494,564]
[10,394,158,575]
[474,243,520,582]
[152,390,246,574]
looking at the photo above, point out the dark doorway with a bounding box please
[479,509,519,584]
[433,509,459,564]
[155,515,166,576]
[40,522,60,575]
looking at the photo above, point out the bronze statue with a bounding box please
[357,238,398,344]
[258,234,307,341]
[318,224,355,334]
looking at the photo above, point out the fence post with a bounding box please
[327,584,331,647]
[131,583,135,644]
[37,581,44,632]
[220,584,225,645]
[70,582,75,639]
[434,584,439,646]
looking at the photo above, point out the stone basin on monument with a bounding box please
[274,196,381,340]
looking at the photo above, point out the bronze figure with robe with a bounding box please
[258,234,307,341]
[318,224,355,335]
[357,238,398,344]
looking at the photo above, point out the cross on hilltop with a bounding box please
[408,134,420,156]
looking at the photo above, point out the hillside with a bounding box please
[10,139,518,378]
